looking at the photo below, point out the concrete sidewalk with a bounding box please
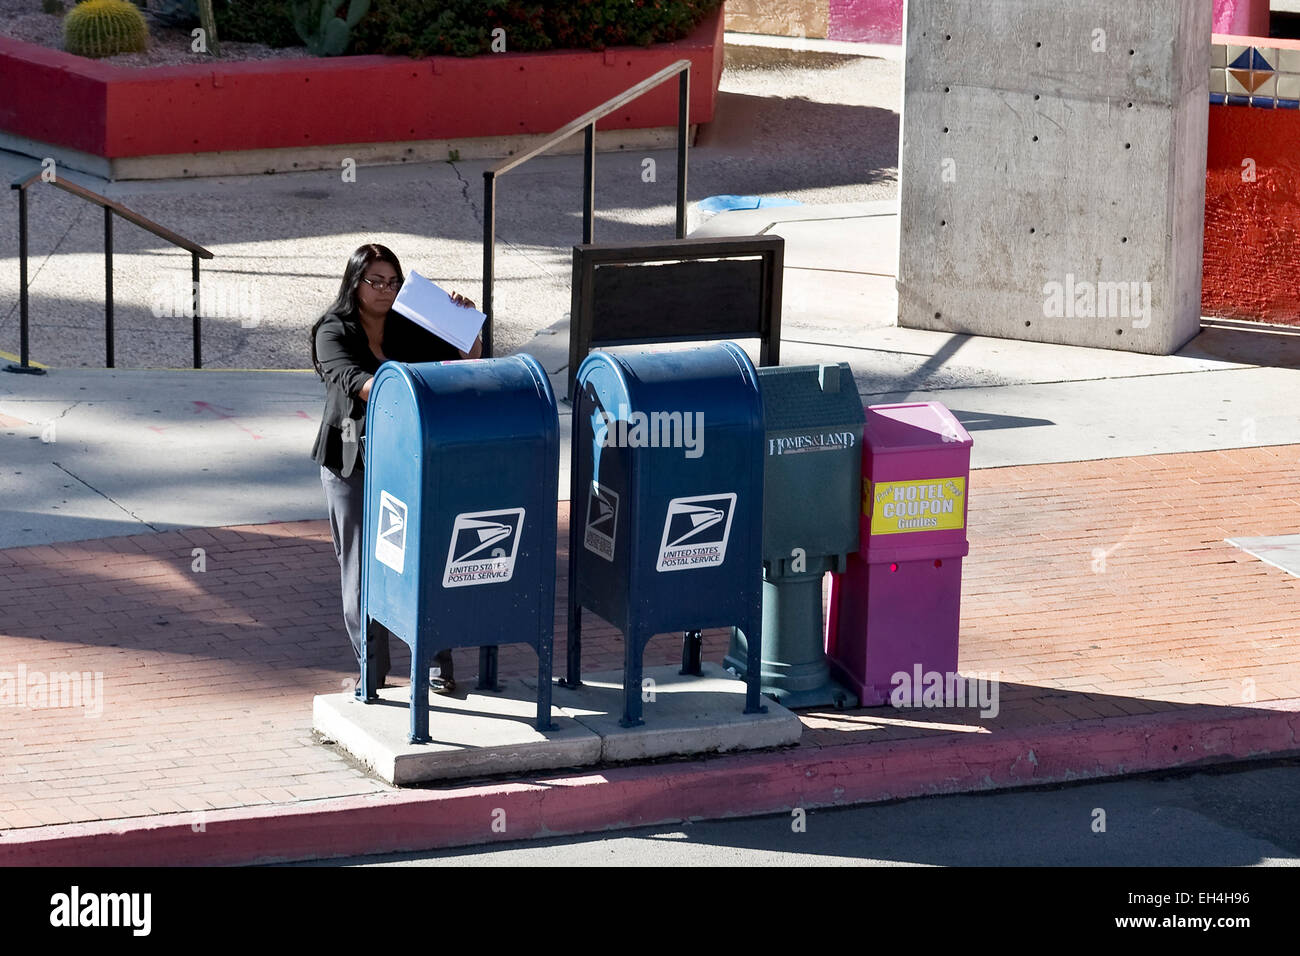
[2,443,1299,864]
[3,33,1300,861]
[4,204,1300,863]
[8,203,1300,550]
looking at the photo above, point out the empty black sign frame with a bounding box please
[568,235,784,398]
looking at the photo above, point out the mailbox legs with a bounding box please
[477,646,500,691]
[621,628,648,728]
[680,629,703,676]
[359,627,372,702]
[564,433,585,690]
[564,607,583,689]
[358,618,379,703]
[536,628,556,732]
[409,643,431,745]
[740,609,767,716]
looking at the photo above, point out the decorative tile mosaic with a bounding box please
[1211,41,1300,109]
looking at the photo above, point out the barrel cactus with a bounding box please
[64,0,150,58]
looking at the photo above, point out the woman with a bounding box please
[311,243,481,699]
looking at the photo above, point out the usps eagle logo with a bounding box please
[655,493,737,572]
[375,491,408,574]
[583,481,620,561]
[442,508,525,587]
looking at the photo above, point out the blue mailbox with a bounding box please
[361,354,558,743]
[566,343,766,727]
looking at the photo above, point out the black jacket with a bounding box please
[311,309,460,476]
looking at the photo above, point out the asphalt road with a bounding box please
[306,760,1300,867]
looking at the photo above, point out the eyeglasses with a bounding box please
[360,276,402,292]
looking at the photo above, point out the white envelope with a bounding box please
[391,270,485,354]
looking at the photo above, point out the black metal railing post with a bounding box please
[104,206,114,368]
[483,171,496,359]
[677,69,689,239]
[479,59,692,365]
[10,184,42,374]
[7,169,213,373]
[18,187,26,366]
[191,252,202,369]
[583,123,595,245]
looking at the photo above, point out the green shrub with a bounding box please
[214,0,300,48]
[214,0,721,56]
[64,0,150,58]
[545,0,719,51]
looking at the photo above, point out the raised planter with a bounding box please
[0,7,723,180]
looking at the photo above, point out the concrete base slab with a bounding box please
[312,686,601,786]
[314,662,801,784]
[542,662,803,762]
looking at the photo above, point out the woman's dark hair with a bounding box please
[310,243,405,379]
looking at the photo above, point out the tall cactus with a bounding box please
[292,0,370,57]
[196,0,219,56]
[64,0,150,58]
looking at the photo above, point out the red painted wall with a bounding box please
[0,7,722,159]
[1204,34,1300,325]
[828,0,903,44]
[0,39,109,154]
[1204,106,1300,324]
[1213,0,1271,38]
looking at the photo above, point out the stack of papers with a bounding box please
[391,270,486,353]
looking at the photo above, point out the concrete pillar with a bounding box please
[896,0,1211,354]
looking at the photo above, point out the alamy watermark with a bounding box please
[594,405,704,459]
[1,664,103,718]
[50,886,150,936]
[890,665,1000,719]
[1042,273,1152,329]
[151,277,262,328]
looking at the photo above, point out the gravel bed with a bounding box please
[0,0,311,66]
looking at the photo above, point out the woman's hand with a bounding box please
[457,333,483,361]
[359,376,374,402]
[447,292,482,359]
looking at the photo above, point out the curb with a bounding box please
[4,700,1298,866]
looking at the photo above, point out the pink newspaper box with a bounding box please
[826,402,972,706]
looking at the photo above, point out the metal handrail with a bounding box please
[481,58,691,357]
[8,169,215,373]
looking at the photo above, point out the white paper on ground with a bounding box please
[391,270,485,354]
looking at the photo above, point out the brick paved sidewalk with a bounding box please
[3,445,1300,833]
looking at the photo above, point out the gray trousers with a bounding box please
[320,464,390,682]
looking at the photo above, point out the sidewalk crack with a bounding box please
[451,159,563,292]
[51,462,162,531]
[447,160,481,227]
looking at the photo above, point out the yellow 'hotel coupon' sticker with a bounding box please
[864,477,966,534]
